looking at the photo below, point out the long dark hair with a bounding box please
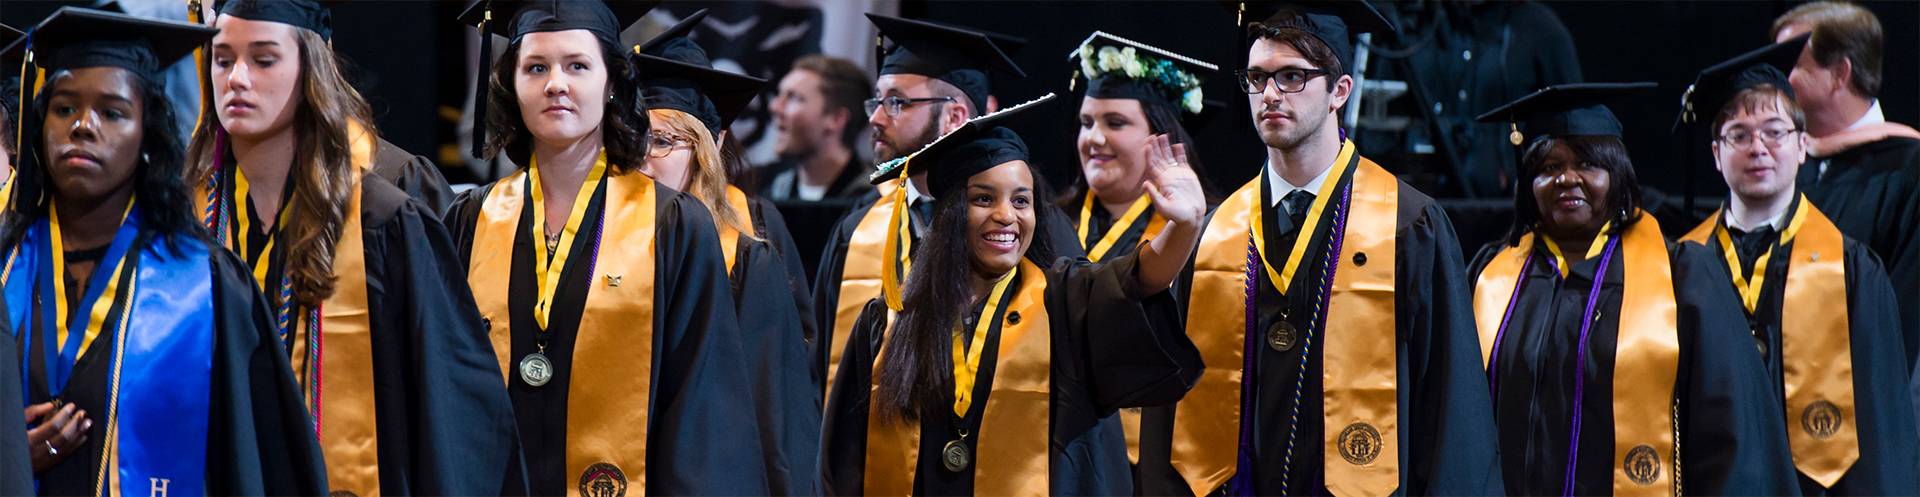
[874,161,1056,423]
[483,37,648,171]
[1504,134,1643,246]
[3,68,200,254]
[1058,98,1215,207]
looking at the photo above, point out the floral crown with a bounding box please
[1071,32,1215,115]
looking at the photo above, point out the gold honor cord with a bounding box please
[1712,207,1808,313]
[951,269,1015,417]
[1251,140,1354,294]
[1078,192,1152,262]
[527,153,610,331]
[47,201,136,363]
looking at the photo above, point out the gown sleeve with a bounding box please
[203,246,330,496]
[1397,201,1504,496]
[358,178,523,495]
[371,139,457,218]
[1828,241,1920,495]
[647,192,769,496]
[1667,243,1800,496]
[809,204,866,390]
[735,204,823,496]
[0,300,32,495]
[818,299,889,497]
[1045,253,1202,413]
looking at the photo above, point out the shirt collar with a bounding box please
[906,176,933,204]
[1727,195,1792,232]
[1844,99,1885,132]
[1265,158,1336,207]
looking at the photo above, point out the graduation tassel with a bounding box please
[470,4,492,162]
[188,0,215,140]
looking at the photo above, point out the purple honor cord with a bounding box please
[1561,235,1620,497]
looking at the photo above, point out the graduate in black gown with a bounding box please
[5,8,325,495]
[628,12,818,495]
[821,93,1206,497]
[182,1,520,494]
[0,308,27,495]
[1468,82,1798,496]
[810,15,1083,400]
[1134,3,1501,496]
[445,1,767,494]
[1674,40,1918,496]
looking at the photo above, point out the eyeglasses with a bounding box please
[645,131,692,158]
[1234,68,1333,94]
[1717,127,1800,150]
[863,96,956,118]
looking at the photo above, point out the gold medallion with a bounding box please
[1266,321,1297,352]
[519,351,553,387]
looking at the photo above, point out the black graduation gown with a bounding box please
[735,197,822,496]
[1074,202,1157,262]
[1136,170,1503,496]
[1690,214,1920,496]
[370,137,457,217]
[1466,234,1800,496]
[811,190,1085,392]
[446,177,767,496]
[821,253,1203,496]
[0,301,33,495]
[22,234,327,496]
[1798,136,1920,365]
[234,175,521,496]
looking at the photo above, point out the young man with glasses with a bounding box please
[1134,2,1501,496]
[807,14,1084,399]
[1677,37,1918,497]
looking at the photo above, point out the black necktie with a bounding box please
[1730,225,1779,274]
[911,198,935,227]
[1284,190,1315,229]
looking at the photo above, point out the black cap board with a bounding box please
[1675,34,1808,132]
[1069,31,1218,116]
[870,93,1057,194]
[1474,82,1657,146]
[20,7,217,81]
[868,13,1025,114]
[457,0,657,159]
[218,0,334,40]
[1229,0,1395,76]
[632,9,765,136]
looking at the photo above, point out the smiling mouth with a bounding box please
[981,231,1018,250]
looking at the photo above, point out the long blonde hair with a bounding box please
[649,108,754,240]
[187,28,369,307]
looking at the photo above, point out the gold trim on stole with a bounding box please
[470,168,659,497]
[720,185,759,276]
[829,179,902,399]
[1682,200,1858,487]
[864,259,1051,496]
[309,128,378,496]
[1173,156,1400,497]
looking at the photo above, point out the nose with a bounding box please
[990,202,1017,225]
[225,60,251,92]
[868,105,889,129]
[69,108,99,141]
[544,74,568,98]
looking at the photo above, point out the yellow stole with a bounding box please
[1476,214,1680,496]
[827,178,902,398]
[192,126,381,495]
[1174,153,1399,497]
[469,169,659,497]
[1681,198,1858,488]
[864,259,1052,497]
[719,186,759,277]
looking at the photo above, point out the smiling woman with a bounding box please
[1,7,326,496]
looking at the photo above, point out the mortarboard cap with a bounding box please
[870,92,1057,194]
[1069,31,1218,116]
[632,9,765,136]
[1229,0,1395,76]
[1474,82,1657,147]
[868,13,1025,113]
[217,0,334,40]
[457,0,656,159]
[1675,34,1807,132]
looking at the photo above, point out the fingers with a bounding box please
[1170,142,1189,169]
[23,402,54,424]
[56,411,89,446]
[1143,181,1167,207]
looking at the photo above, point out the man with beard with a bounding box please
[806,14,1084,398]
[1134,2,1500,495]
[762,55,873,202]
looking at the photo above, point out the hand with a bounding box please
[1141,134,1205,227]
[24,401,89,473]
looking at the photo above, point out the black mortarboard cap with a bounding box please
[1675,34,1807,132]
[1230,1,1395,76]
[632,10,765,136]
[868,13,1025,113]
[218,0,333,40]
[457,0,656,159]
[1068,31,1218,116]
[23,7,217,82]
[870,93,1057,194]
[1474,82,1657,146]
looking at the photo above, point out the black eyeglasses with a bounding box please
[863,96,956,118]
[1717,127,1801,150]
[1234,68,1333,94]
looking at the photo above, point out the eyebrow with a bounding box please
[49,88,134,105]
